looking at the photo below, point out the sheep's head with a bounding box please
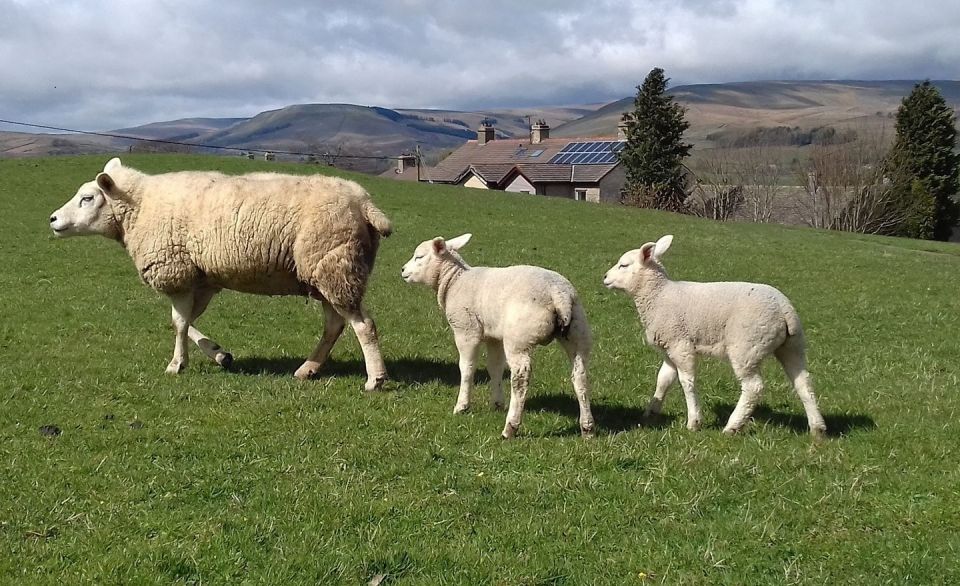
[603,234,673,292]
[401,233,472,288]
[49,158,132,239]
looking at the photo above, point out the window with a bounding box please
[575,189,588,202]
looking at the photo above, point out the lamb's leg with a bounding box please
[295,301,346,380]
[341,305,388,391]
[485,339,506,411]
[501,348,532,439]
[165,291,194,375]
[776,343,827,439]
[724,364,764,435]
[453,334,482,413]
[559,337,594,438]
[186,288,232,368]
[670,351,701,431]
[645,359,678,418]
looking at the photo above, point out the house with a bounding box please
[421,120,629,203]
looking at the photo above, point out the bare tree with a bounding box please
[687,150,745,221]
[794,125,905,234]
[739,145,785,223]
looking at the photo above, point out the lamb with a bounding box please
[603,235,827,438]
[49,158,392,391]
[401,233,595,439]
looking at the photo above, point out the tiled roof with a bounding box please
[420,137,616,183]
[508,163,618,184]
[426,136,617,183]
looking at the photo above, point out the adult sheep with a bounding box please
[49,158,392,391]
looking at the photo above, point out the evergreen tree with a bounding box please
[619,67,692,211]
[887,81,960,240]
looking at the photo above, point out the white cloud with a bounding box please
[1,0,959,130]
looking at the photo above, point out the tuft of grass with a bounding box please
[2,154,960,583]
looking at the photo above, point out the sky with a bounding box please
[2,0,960,131]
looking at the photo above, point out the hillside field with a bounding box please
[2,155,960,584]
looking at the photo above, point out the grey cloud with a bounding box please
[1,0,959,131]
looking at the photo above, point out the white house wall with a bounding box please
[504,175,536,194]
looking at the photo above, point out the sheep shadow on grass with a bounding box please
[710,402,876,437]
[229,356,479,387]
[525,393,675,436]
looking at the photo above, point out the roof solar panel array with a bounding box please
[548,141,625,165]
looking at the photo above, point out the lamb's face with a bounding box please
[49,180,116,238]
[400,239,439,286]
[603,249,645,291]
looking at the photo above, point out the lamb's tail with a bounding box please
[781,299,804,339]
[551,290,576,339]
[361,199,393,237]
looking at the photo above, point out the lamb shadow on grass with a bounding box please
[525,393,675,436]
[710,403,876,437]
[230,356,482,387]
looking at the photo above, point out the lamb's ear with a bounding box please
[653,235,673,260]
[640,242,657,263]
[432,237,446,254]
[103,157,122,173]
[446,233,472,251]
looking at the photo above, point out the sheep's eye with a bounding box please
[414,255,424,261]
[80,195,94,204]
[619,263,630,269]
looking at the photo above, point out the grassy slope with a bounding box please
[2,154,959,584]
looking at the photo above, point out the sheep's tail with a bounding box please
[361,199,393,237]
[552,290,575,339]
[781,299,804,339]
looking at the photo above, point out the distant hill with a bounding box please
[5,80,959,166]
[554,80,960,146]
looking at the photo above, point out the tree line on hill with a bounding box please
[620,68,960,241]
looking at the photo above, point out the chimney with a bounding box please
[477,120,495,145]
[531,119,550,144]
[617,119,629,140]
[396,154,417,174]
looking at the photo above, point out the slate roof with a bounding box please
[425,136,621,184]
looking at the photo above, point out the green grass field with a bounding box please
[2,154,960,584]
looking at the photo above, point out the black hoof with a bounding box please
[219,353,234,370]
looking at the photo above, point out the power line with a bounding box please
[0,118,401,161]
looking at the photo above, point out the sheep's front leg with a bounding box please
[187,288,232,368]
[485,339,506,411]
[166,292,194,374]
[502,348,532,439]
[453,333,482,413]
[669,350,701,430]
[644,359,678,418]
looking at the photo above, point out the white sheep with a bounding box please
[49,158,392,391]
[603,235,827,438]
[401,234,595,439]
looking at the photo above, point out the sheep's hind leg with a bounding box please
[165,292,194,374]
[187,288,232,369]
[645,359,678,418]
[485,340,506,411]
[775,342,827,439]
[453,333,482,413]
[559,337,594,438]
[295,301,346,380]
[501,347,532,439]
[340,305,388,391]
[724,364,764,435]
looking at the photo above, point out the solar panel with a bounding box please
[547,140,626,164]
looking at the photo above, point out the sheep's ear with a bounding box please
[103,157,122,173]
[640,242,657,263]
[446,233,472,251]
[432,237,446,254]
[96,172,116,194]
[653,235,673,260]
